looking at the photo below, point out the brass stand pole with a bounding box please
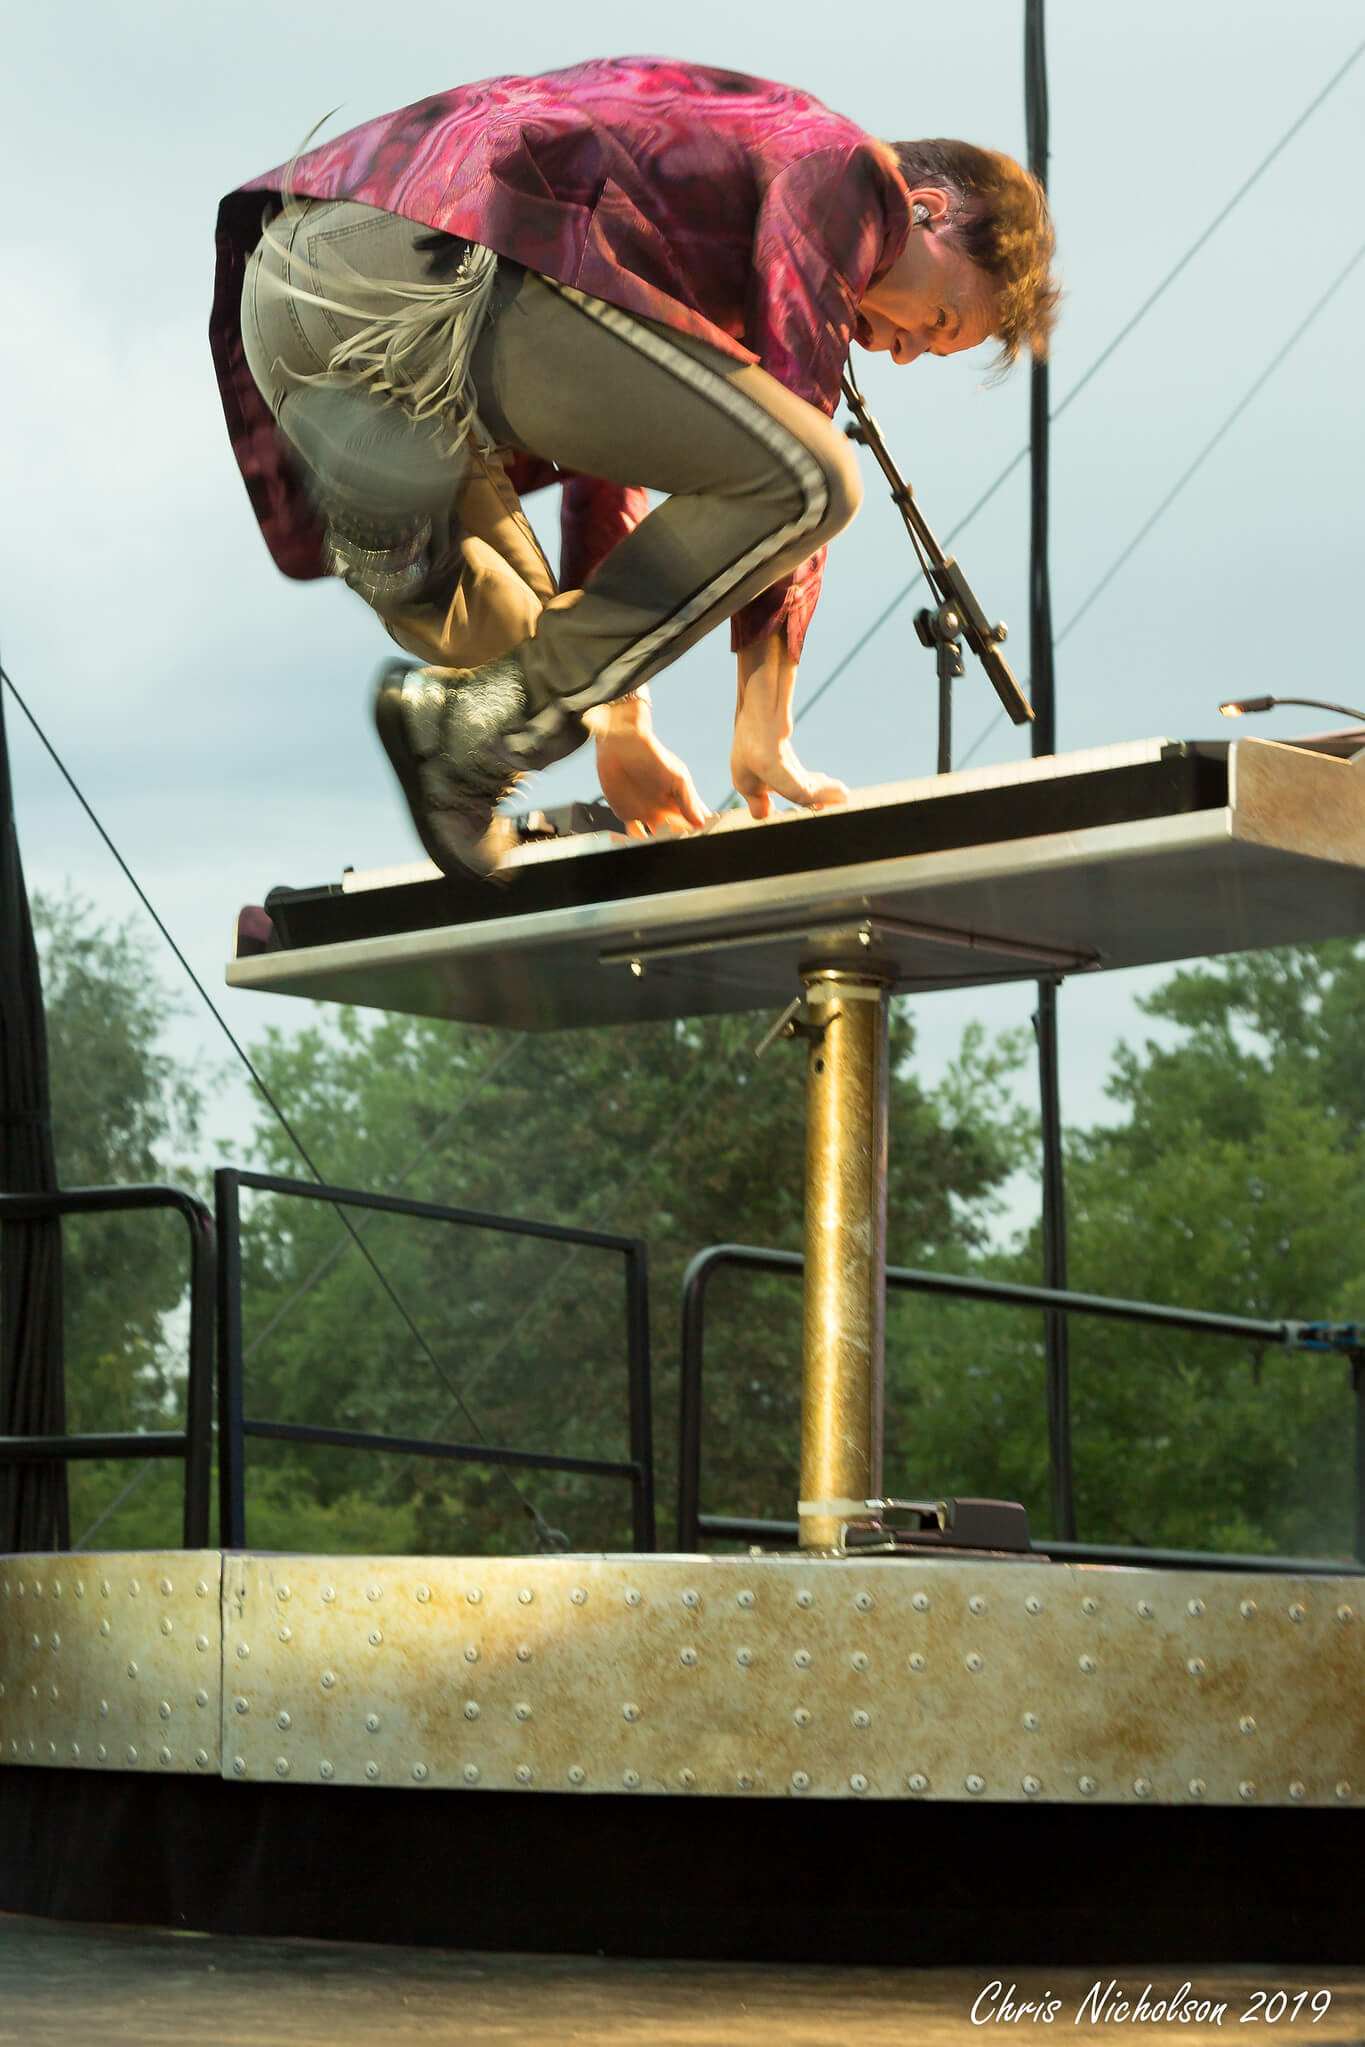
[798,963,892,1549]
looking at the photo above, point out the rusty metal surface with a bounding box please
[220,1552,1365,1806]
[0,1552,222,1775]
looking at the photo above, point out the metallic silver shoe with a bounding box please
[373,656,586,877]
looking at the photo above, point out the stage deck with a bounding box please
[226,736,1365,1029]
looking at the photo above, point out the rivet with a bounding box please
[1081,1594,1099,1616]
[415,1584,431,1604]
[791,1771,810,1791]
[680,1648,698,1668]
[195,1634,209,1653]
[365,1762,379,1781]
[854,1592,874,1613]
[278,1626,292,1643]
[568,1765,586,1786]
[1189,1778,1207,1799]
[1136,1599,1154,1619]
[1337,1781,1353,1802]
[1289,1780,1306,1801]
[851,1651,869,1672]
[1239,1780,1257,1801]
[75,1582,85,1600]
[1289,1602,1306,1623]
[736,1649,752,1668]
[678,1768,695,1788]
[195,1581,208,1599]
[1078,1775,1097,1796]
[98,1700,109,1719]
[272,1755,290,1779]
[1187,1658,1206,1677]
[852,1709,871,1730]
[1023,1712,1040,1732]
[965,1774,985,1795]
[234,1697,249,1716]
[681,1589,699,1609]
[516,1645,533,1663]
[126,1746,139,1764]
[463,1764,479,1784]
[232,1756,246,1777]
[625,1588,642,1607]
[1079,1655,1096,1675]
[128,1580,140,1597]
[362,1712,381,1735]
[850,1773,869,1794]
[466,1589,483,1606]
[48,1684,58,1703]
[160,1619,173,1637]
[277,1586,292,1604]
[30,1633,39,1652]
[464,1646,480,1664]
[518,1588,534,1606]
[908,1653,927,1674]
[126,1661,139,1680]
[368,1629,383,1647]
[195,1750,210,1769]
[236,1643,250,1661]
[1133,1778,1152,1799]
[796,1589,814,1609]
[464,1701,480,1721]
[100,1580,110,1599]
[621,1703,639,1722]
[735,1772,753,1791]
[366,1586,381,1604]
[1240,1716,1256,1736]
[322,1585,336,1604]
[195,1690,209,1709]
[907,1772,929,1794]
[158,1701,172,1722]
[737,1590,755,1609]
[968,1595,987,1616]
[1336,1605,1354,1626]
[912,1592,930,1613]
[1187,1598,1205,1618]
[412,1763,428,1782]
[793,1708,812,1728]
[517,1765,535,1786]
[50,1632,61,1651]
[965,1652,984,1674]
[98,1620,111,1638]
[48,1742,57,1759]
[570,1588,587,1606]
[1022,1775,1041,1797]
[516,1703,534,1723]
[320,1671,336,1690]
[277,1713,292,1733]
[622,1770,639,1789]
[1025,1595,1043,1616]
[793,1649,812,1669]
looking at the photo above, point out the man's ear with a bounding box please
[905,186,954,228]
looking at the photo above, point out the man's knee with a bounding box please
[813,423,863,542]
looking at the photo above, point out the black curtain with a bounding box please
[0,679,68,1551]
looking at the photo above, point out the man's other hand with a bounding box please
[587,698,712,836]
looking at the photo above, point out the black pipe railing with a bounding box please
[216,1169,655,1552]
[677,1242,1365,1567]
[0,1185,215,1547]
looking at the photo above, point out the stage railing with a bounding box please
[0,1185,216,1548]
[215,1169,655,1552]
[677,1242,1365,1569]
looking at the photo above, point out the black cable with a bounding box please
[0,661,557,1545]
[957,234,1365,769]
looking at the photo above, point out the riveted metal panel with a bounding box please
[0,1553,222,1775]
[220,1553,1365,1806]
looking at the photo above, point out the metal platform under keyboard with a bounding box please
[227,737,1365,1029]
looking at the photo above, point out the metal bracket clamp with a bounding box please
[753,998,829,1059]
[807,1495,1036,1556]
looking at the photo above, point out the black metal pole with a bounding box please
[214,1168,246,1547]
[1025,0,1075,1543]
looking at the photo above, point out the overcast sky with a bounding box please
[2,2,1363,1219]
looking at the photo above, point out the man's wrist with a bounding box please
[586,689,652,742]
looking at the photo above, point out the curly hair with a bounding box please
[887,139,1060,365]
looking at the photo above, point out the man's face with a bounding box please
[856,188,999,365]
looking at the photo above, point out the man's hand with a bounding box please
[731,633,847,821]
[586,697,712,837]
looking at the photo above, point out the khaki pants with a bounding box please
[240,201,862,709]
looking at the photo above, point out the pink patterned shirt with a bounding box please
[210,56,911,656]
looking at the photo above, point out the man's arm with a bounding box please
[730,631,847,821]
